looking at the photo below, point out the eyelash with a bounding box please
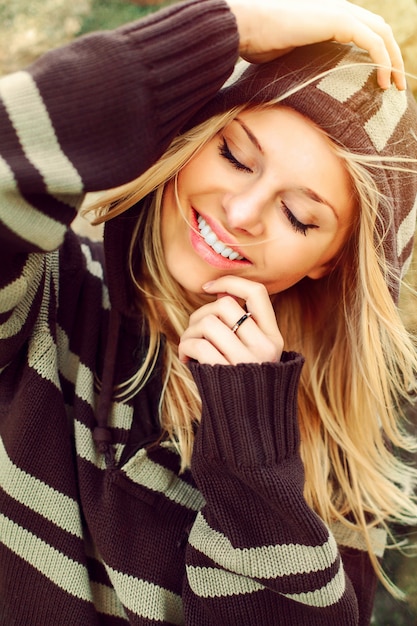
[219,138,252,172]
[281,203,312,236]
[218,137,317,236]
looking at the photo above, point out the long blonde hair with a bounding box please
[87,101,417,595]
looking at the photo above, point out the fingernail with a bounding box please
[202,281,215,290]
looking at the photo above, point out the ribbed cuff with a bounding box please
[29,0,239,191]
[189,352,304,468]
[120,0,239,141]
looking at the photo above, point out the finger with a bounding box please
[228,0,406,89]
[202,277,280,339]
[179,336,230,365]
[229,312,282,362]
[182,297,282,364]
[332,11,405,89]
[180,313,256,365]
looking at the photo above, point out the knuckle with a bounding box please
[200,313,217,333]
[264,344,280,362]
[252,282,268,299]
[256,336,282,363]
[378,20,392,36]
[188,310,198,325]
[217,295,235,313]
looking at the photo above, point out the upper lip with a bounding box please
[196,210,251,262]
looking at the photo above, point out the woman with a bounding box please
[0,0,416,624]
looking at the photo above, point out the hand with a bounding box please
[226,0,406,90]
[178,276,283,366]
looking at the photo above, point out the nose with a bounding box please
[222,183,270,236]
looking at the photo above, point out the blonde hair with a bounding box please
[87,100,417,596]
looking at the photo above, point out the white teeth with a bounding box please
[197,215,245,261]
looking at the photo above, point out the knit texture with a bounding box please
[189,43,417,302]
[0,1,386,624]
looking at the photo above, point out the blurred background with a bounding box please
[1,1,416,623]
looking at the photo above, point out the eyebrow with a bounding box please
[235,118,338,220]
[297,187,339,221]
[235,118,263,153]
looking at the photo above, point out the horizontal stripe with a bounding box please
[0,513,92,602]
[187,560,346,608]
[189,512,338,580]
[187,565,264,599]
[330,521,386,558]
[0,153,67,251]
[122,448,205,512]
[280,560,346,608]
[0,71,83,200]
[105,564,183,624]
[0,437,82,537]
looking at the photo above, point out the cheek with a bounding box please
[179,141,225,189]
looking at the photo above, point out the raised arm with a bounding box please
[227,0,405,89]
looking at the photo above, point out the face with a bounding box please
[161,106,355,297]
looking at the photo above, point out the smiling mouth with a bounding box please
[197,214,246,261]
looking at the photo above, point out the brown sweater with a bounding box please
[0,1,384,624]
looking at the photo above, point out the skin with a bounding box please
[161,107,355,366]
[227,0,405,89]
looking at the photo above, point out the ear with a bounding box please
[307,261,333,280]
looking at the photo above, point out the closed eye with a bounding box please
[281,202,318,236]
[218,138,253,173]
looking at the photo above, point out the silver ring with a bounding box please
[231,312,252,333]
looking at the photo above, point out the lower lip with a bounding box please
[189,210,251,270]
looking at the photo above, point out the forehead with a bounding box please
[231,106,356,223]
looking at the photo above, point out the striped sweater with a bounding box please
[0,1,385,624]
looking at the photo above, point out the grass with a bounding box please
[77,0,157,35]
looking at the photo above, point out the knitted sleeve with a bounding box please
[186,354,377,625]
[0,0,238,369]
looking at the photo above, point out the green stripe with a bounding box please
[80,244,110,309]
[105,564,184,624]
[0,153,68,251]
[189,512,338,579]
[91,581,128,619]
[187,561,346,607]
[57,325,133,430]
[330,520,386,558]
[122,448,204,512]
[74,419,124,469]
[186,565,264,598]
[0,252,43,322]
[280,561,346,608]
[187,557,346,608]
[0,513,92,601]
[0,71,83,199]
[0,437,83,537]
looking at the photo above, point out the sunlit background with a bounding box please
[1,1,416,624]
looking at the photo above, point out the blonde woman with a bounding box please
[0,0,415,624]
